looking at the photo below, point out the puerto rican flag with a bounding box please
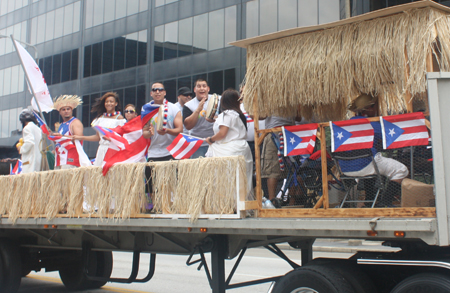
[282,124,318,156]
[141,103,160,127]
[240,104,253,123]
[330,118,374,152]
[10,160,23,175]
[32,111,50,135]
[167,134,204,159]
[381,112,429,149]
[96,116,151,175]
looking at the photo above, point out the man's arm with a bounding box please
[163,112,182,136]
[183,98,206,130]
[71,119,84,136]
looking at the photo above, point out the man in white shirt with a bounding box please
[183,79,217,158]
[17,109,42,173]
[143,82,183,161]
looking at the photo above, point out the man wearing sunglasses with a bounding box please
[143,82,183,161]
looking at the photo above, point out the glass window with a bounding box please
[164,21,178,60]
[318,0,340,24]
[208,70,223,95]
[64,3,74,35]
[193,14,208,53]
[224,68,235,90]
[209,9,224,51]
[14,22,22,41]
[124,86,137,108]
[139,0,148,12]
[155,0,164,7]
[279,0,297,30]
[93,0,105,27]
[136,85,146,110]
[104,0,115,23]
[52,54,62,84]
[11,66,19,94]
[61,51,71,83]
[9,108,18,134]
[125,34,138,68]
[260,0,277,35]
[84,46,92,77]
[298,0,318,26]
[177,76,191,89]
[178,18,193,57]
[82,95,90,127]
[2,110,9,138]
[127,0,139,16]
[163,79,177,103]
[0,70,4,96]
[114,37,126,71]
[0,1,7,16]
[224,6,237,47]
[85,0,94,29]
[246,0,259,38]
[18,67,25,93]
[3,67,11,96]
[0,32,4,55]
[138,39,147,66]
[43,56,52,86]
[54,7,64,39]
[5,25,14,54]
[115,0,127,19]
[30,18,37,45]
[102,39,114,73]
[71,49,79,80]
[91,42,102,76]
[45,10,55,42]
[7,0,14,14]
[73,1,81,32]
[154,25,164,62]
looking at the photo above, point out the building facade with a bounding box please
[0,0,448,157]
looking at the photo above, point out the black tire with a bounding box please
[325,261,377,293]
[391,272,450,293]
[59,251,113,291]
[272,265,355,293]
[0,238,22,293]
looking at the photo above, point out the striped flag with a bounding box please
[381,112,429,149]
[282,124,318,156]
[10,160,23,175]
[141,103,160,127]
[32,111,49,135]
[166,134,204,159]
[330,118,374,152]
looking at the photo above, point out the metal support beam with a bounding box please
[211,235,227,293]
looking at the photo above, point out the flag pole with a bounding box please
[10,35,49,127]
[10,35,55,153]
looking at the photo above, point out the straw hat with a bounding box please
[349,94,377,112]
[53,95,82,111]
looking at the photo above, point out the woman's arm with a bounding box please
[72,133,100,142]
[206,125,228,145]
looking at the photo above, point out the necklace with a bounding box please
[162,100,168,131]
[103,111,120,117]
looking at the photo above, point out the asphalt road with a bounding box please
[19,248,354,293]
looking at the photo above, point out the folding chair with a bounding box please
[332,149,387,208]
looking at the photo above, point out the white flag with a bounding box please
[13,39,53,113]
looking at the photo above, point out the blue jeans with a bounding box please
[190,145,209,159]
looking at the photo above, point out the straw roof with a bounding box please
[232,1,450,121]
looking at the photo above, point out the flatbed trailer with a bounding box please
[3,1,450,293]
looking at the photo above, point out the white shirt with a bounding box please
[184,94,220,145]
[147,100,181,158]
[213,110,247,143]
[20,122,42,173]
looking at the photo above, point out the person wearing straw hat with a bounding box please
[342,93,408,205]
[52,95,84,170]
[17,109,42,173]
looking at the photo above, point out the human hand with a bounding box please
[102,136,111,142]
[197,97,207,112]
[156,128,167,135]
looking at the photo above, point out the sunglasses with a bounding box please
[152,87,165,92]
[124,110,136,113]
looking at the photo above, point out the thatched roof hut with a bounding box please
[231,0,450,121]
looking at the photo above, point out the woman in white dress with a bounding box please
[73,92,126,166]
[205,89,253,196]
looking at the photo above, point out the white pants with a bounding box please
[344,152,408,181]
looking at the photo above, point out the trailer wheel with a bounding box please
[325,262,377,293]
[59,251,113,290]
[0,238,22,293]
[391,272,450,293]
[272,265,355,293]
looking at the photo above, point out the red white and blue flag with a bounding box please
[10,160,23,175]
[330,118,374,152]
[167,134,204,159]
[95,116,151,175]
[141,103,160,127]
[49,135,92,167]
[32,111,49,135]
[381,112,429,149]
[282,124,318,156]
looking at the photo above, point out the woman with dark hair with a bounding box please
[124,104,138,121]
[17,109,42,173]
[205,89,253,196]
[72,92,126,166]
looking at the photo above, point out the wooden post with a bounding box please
[252,94,263,210]
[320,125,329,209]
